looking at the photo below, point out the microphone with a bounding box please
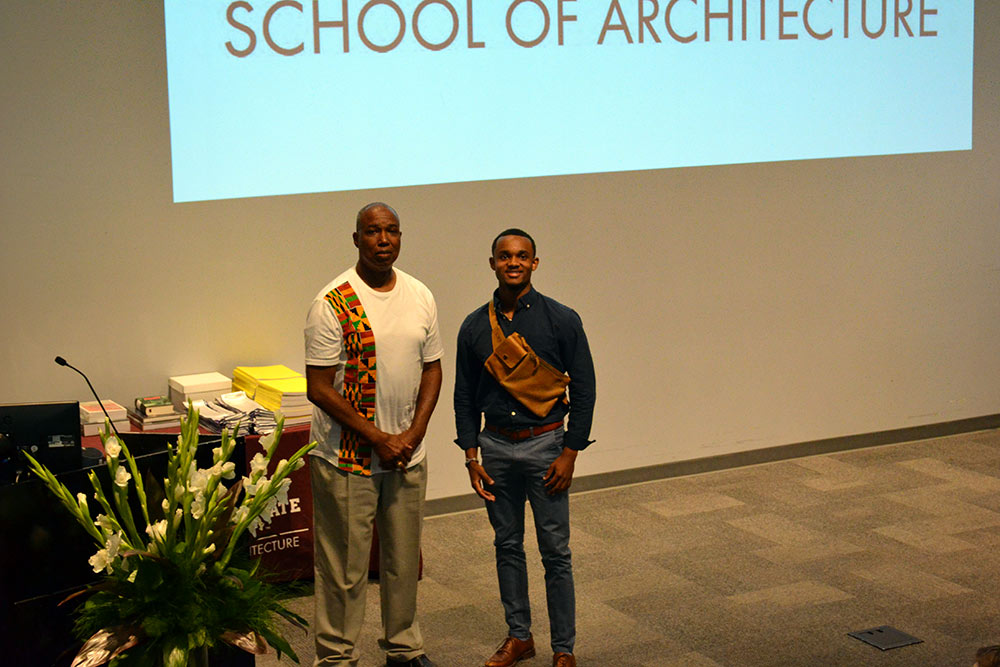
[54,356,122,440]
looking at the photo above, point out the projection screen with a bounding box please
[163,0,974,203]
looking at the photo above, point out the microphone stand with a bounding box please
[54,356,123,440]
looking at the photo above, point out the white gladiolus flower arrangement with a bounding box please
[24,404,315,667]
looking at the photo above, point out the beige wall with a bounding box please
[1,2,997,501]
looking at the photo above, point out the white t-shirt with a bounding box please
[305,267,444,473]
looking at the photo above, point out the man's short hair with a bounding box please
[356,202,399,229]
[491,228,536,256]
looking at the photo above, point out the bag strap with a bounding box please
[487,300,506,351]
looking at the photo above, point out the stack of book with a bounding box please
[232,364,291,397]
[232,365,312,428]
[127,395,183,432]
[168,372,232,411]
[80,399,129,437]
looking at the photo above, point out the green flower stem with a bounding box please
[110,432,150,526]
[218,438,314,570]
[22,452,105,544]
[177,407,201,562]
[88,470,129,544]
[188,485,224,569]
[97,430,149,533]
[112,474,145,549]
[103,449,140,544]
[181,489,195,561]
[104,447,143,548]
[264,421,283,459]
[162,438,181,554]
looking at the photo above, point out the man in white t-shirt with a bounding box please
[305,202,443,667]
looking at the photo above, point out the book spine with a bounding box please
[142,404,177,417]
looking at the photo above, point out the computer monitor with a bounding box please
[0,401,82,483]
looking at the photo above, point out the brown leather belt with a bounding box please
[484,421,563,442]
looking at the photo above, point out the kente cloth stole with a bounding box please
[324,281,377,476]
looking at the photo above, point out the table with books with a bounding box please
[78,364,414,583]
[81,366,318,581]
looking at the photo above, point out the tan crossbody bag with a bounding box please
[484,300,570,418]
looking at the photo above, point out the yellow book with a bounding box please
[232,365,303,401]
[234,365,300,381]
[253,394,281,411]
[255,379,307,411]
[258,377,307,395]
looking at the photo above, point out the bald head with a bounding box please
[357,202,399,231]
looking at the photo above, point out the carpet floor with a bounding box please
[258,428,1000,666]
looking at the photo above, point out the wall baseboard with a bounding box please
[425,414,1000,517]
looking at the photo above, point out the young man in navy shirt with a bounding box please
[454,229,596,667]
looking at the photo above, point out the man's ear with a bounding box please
[353,231,359,248]
[532,256,539,270]
[489,256,496,270]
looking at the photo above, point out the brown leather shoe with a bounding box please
[484,635,535,667]
[552,653,576,667]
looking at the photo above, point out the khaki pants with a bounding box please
[311,456,427,666]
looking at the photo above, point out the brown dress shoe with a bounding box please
[484,635,535,667]
[552,653,576,667]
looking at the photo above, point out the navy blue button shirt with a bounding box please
[454,287,596,451]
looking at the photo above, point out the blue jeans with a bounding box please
[479,428,575,654]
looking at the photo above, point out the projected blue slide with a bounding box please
[163,0,974,203]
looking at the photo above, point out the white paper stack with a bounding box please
[192,391,281,436]
[191,397,252,437]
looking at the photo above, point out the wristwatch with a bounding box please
[464,457,479,469]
